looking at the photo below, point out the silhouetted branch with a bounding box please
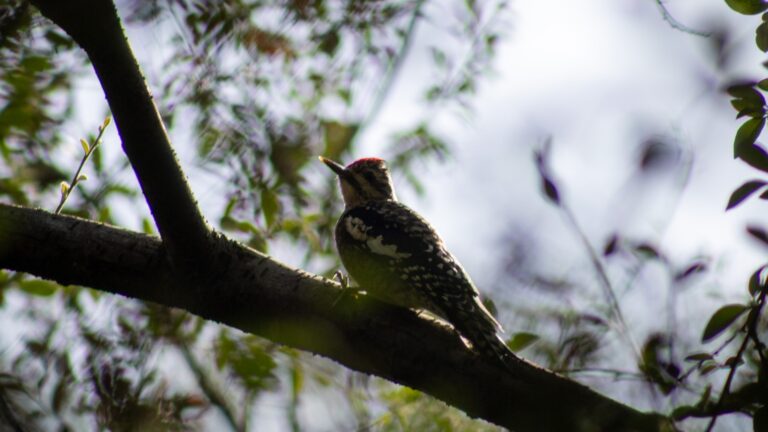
[0,203,673,432]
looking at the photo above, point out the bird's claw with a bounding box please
[331,271,360,307]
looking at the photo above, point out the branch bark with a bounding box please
[0,204,673,432]
[29,0,211,267]
[15,0,679,430]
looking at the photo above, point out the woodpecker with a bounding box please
[320,156,520,369]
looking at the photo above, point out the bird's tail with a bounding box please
[453,303,524,372]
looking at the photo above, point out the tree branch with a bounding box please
[16,1,677,430]
[0,204,675,432]
[29,0,212,267]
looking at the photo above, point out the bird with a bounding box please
[319,156,521,369]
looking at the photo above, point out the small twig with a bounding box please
[704,290,766,432]
[703,329,750,432]
[556,367,645,380]
[55,116,110,214]
[560,204,641,360]
[752,332,767,367]
[747,291,767,368]
[679,329,742,383]
[351,0,425,147]
[654,0,710,37]
[177,339,242,432]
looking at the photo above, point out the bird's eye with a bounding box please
[364,171,381,184]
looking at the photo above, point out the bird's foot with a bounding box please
[331,271,362,306]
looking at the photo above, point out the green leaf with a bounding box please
[318,29,340,56]
[634,242,662,260]
[747,225,768,246]
[141,218,155,235]
[506,332,540,352]
[603,234,619,256]
[80,138,90,154]
[696,385,712,409]
[216,333,277,392]
[541,176,560,204]
[726,180,767,210]
[699,361,720,376]
[748,265,768,296]
[738,107,767,119]
[301,220,322,252]
[18,279,60,297]
[322,120,359,161]
[431,47,448,67]
[738,142,768,172]
[684,352,714,362]
[215,331,234,370]
[725,0,768,14]
[671,405,697,420]
[734,118,766,158]
[290,360,303,402]
[248,231,268,253]
[758,21,768,52]
[674,262,708,281]
[701,304,749,342]
[260,188,280,229]
[220,215,238,231]
[733,98,751,112]
[727,82,765,106]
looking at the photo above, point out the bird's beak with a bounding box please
[319,156,348,178]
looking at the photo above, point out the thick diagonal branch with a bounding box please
[29,0,211,266]
[0,204,674,432]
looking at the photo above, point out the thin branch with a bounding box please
[703,330,750,432]
[556,367,646,381]
[55,117,109,214]
[653,0,710,37]
[351,0,425,147]
[561,204,641,360]
[747,291,767,368]
[177,340,242,432]
[704,291,766,432]
[678,330,740,383]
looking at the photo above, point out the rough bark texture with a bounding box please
[8,0,680,431]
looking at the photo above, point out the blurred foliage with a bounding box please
[0,0,511,430]
[102,0,507,271]
[710,3,768,431]
[376,387,500,432]
[498,2,768,430]
[0,0,76,208]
